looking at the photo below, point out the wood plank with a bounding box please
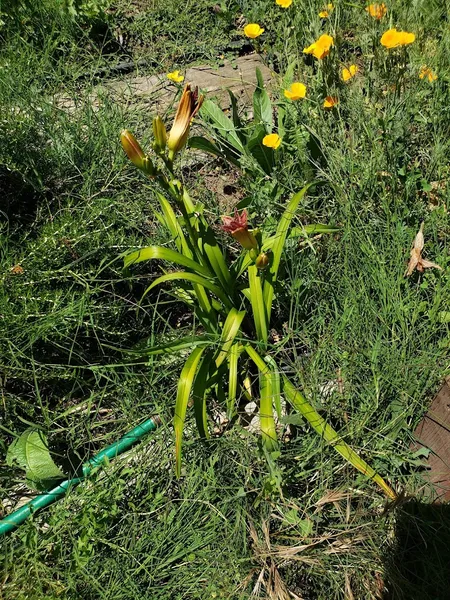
[411,378,450,502]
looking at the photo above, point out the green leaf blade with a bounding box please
[282,377,396,499]
[124,246,211,278]
[174,347,206,478]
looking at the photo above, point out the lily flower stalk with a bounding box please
[168,84,204,161]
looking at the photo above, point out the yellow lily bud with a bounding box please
[167,84,204,158]
[120,130,156,176]
[152,116,167,154]
[255,252,270,270]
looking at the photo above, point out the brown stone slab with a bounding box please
[411,378,450,502]
[57,54,274,115]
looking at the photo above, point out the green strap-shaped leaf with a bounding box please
[215,308,246,368]
[124,246,211,277]
[264,356,281,420]
[227,343,240,418]
[174,347,206,477]
[156,192,193,257]
[248,265,268,345]
[289,224,340,237]
[131,334,217,356]
[262,223,340,251]
[263,183,313,322]
[200,223,233,291]
[245,345,278,451]
[282,376,397,500]
[192,283,218,333]
[192,351,214,440]
[142,272,233,308]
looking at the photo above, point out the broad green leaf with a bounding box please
[246,124,274,175]
[200,99,246,154]
[263,183,313,321]
[278,62,297,138]
[6,429,65,491]
[228,89,245,141]
[174,347,206,477]
[227,343,240,418]
[142,272,233,308]
[215,308,245,368]
[253,68,273,129]
[245,345,278,451]
[248,265,268,345]
[124,246,211,278]
[192,351,214,440]
[188,136,226,160]
[189,135,241,168]
[282,377,396,500]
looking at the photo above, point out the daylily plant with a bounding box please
[120,79,397,500]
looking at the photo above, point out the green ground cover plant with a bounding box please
[1,0,450,598]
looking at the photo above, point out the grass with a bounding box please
[1,0,450,598]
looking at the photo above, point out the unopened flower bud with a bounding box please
[255,252,270,270]
[121,130,156,176]
[121,130,145,167]
[168,84,204,158]
[152,116,167,154]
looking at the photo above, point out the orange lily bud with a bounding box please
[167,84,204,158]
[152,116,167,154]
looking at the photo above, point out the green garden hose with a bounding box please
[0,415,161,536]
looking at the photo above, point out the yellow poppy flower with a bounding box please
[167,70,184,83]
[323,96,338,109]
[244,23,265,38]
[276,0,292,7]
[380,29,415,48]
[366,3,387,19]
[303,34,334,60]
[342,64,358,81]
[419,66,437,82]
[284,82,307,100]
[319,3,333,17]
[262,133,282,149]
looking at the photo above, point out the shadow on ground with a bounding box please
[385,501,450,600]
